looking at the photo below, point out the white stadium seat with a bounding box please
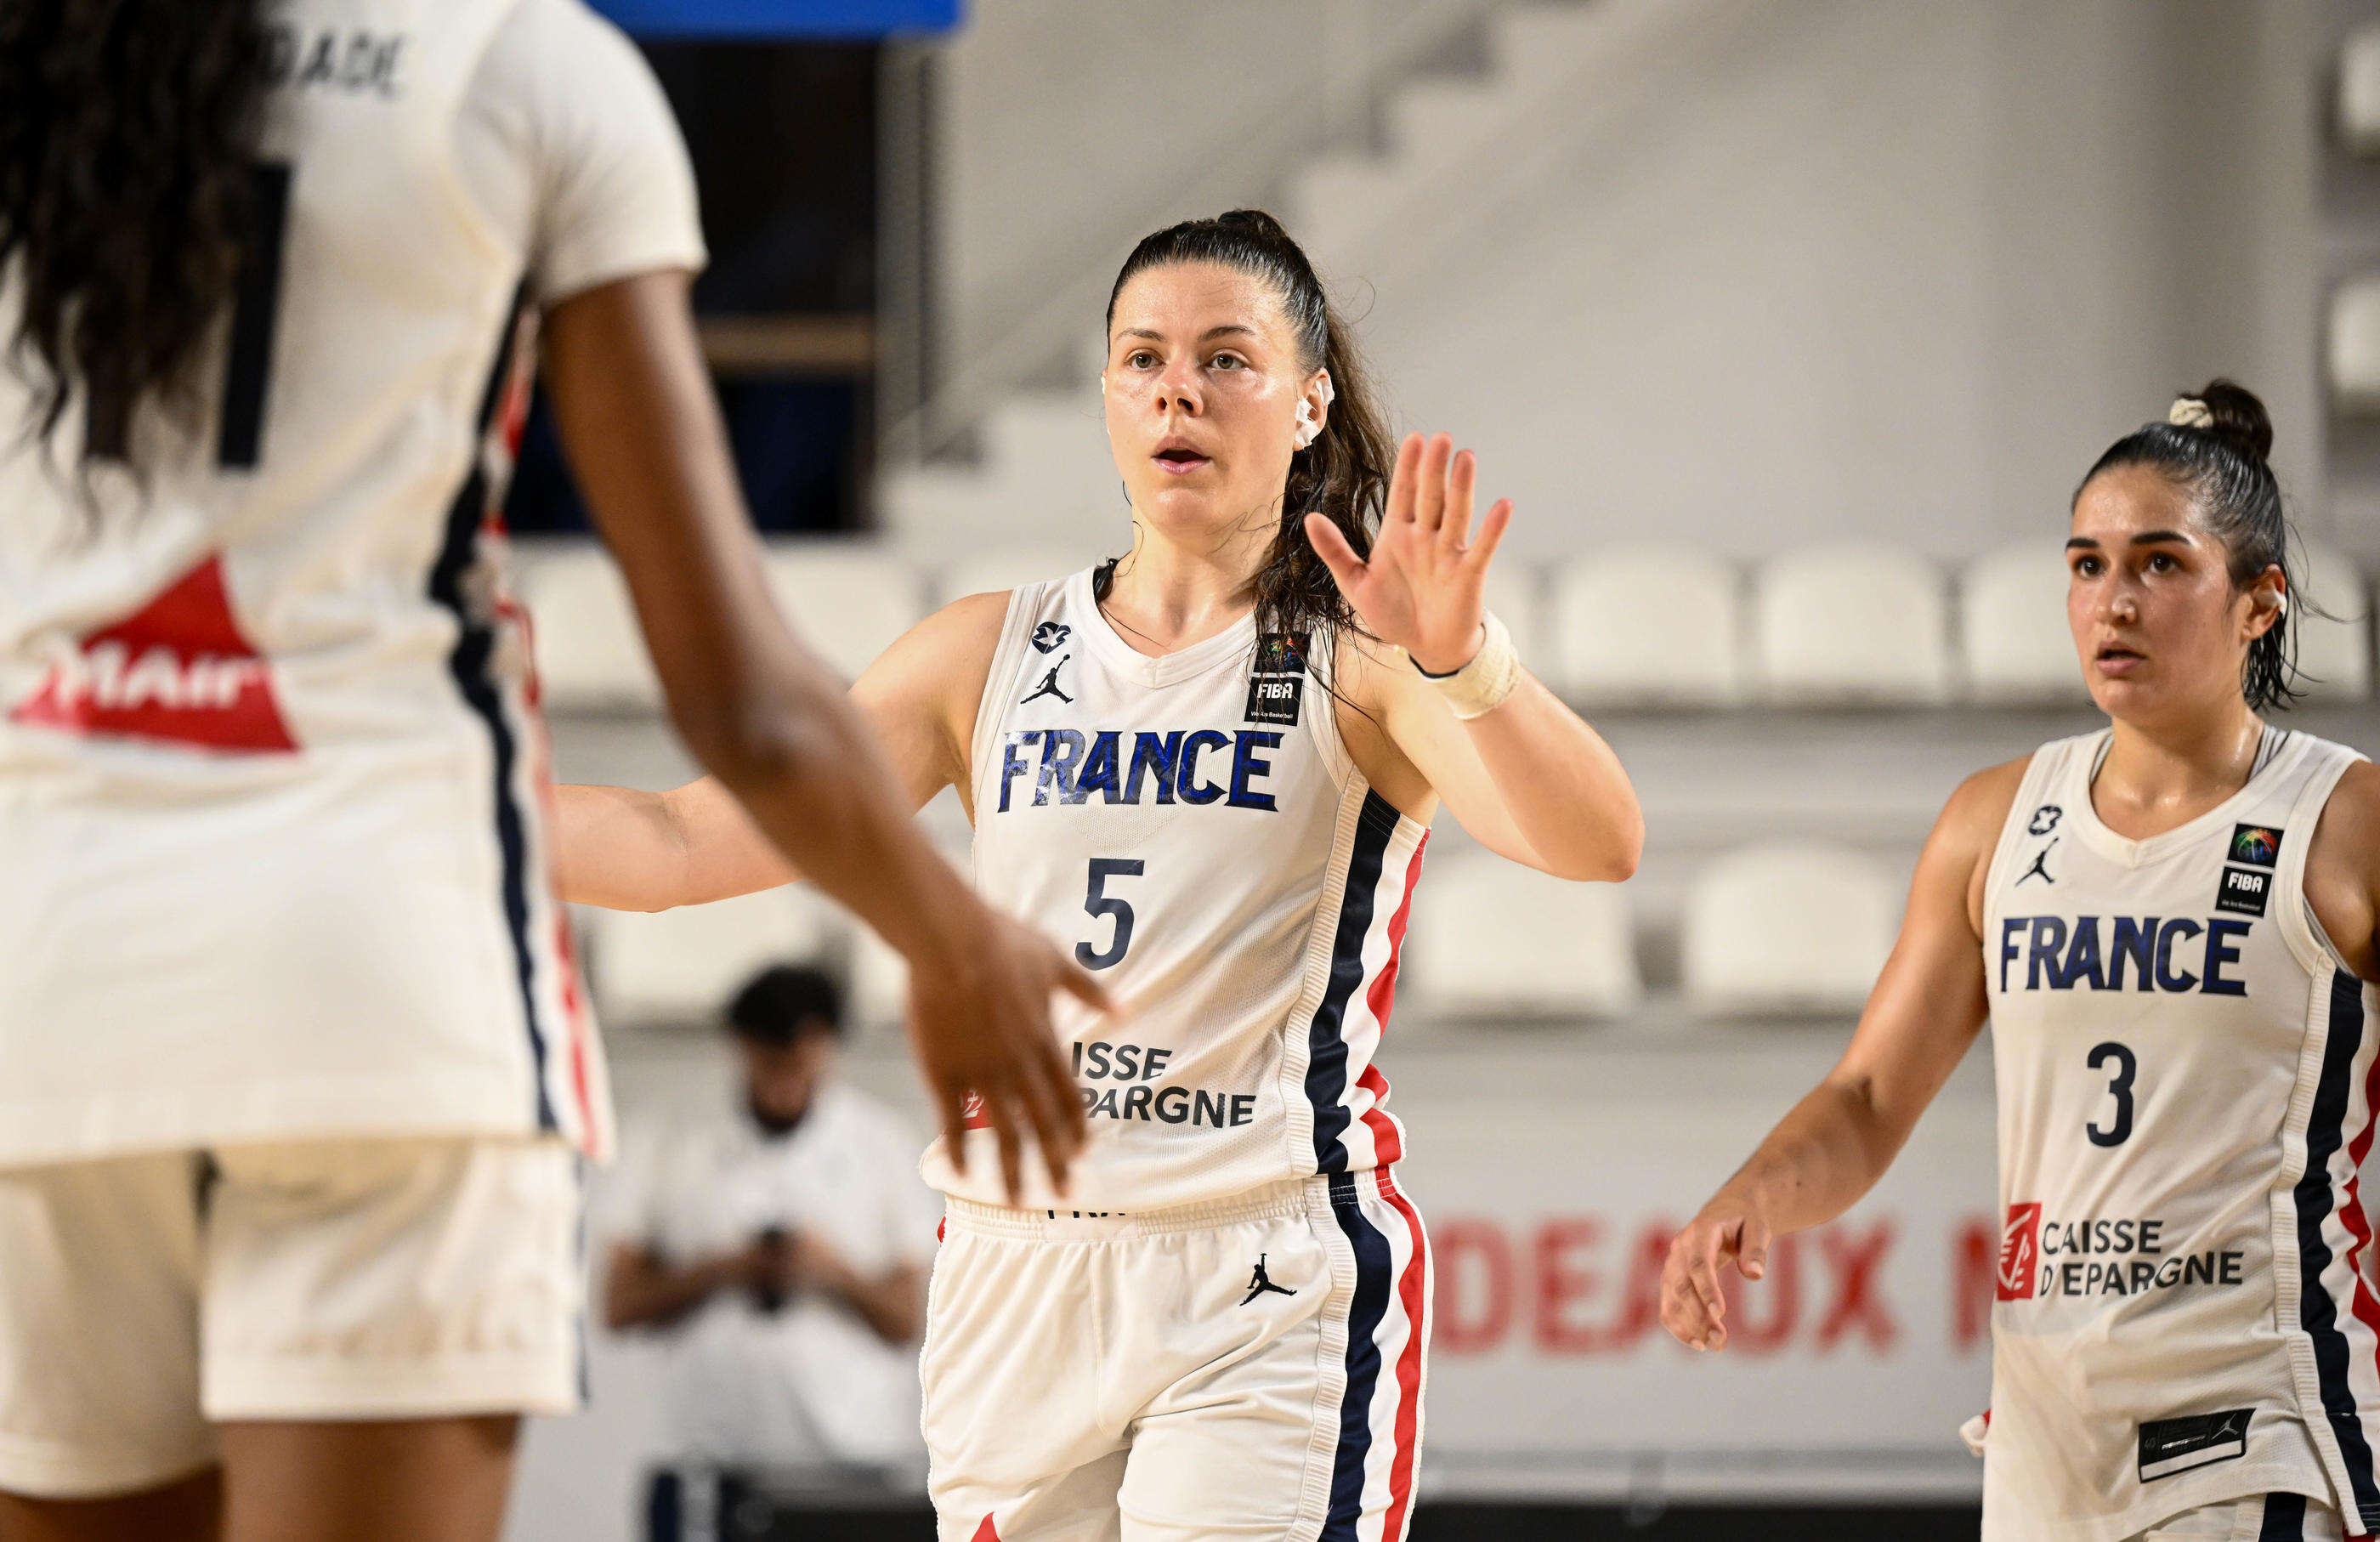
[1961,542,2088,705]
[1754,546,1953,706]
[941,544,1110,605]
[1550,546,1744,707]
[1682,842,1898,1018]
[2343,26,2380,156]
[516,544,659,711]
[761,541,927,683]
[586,887,833,1026]
[2293,541,2373,701]
[2329,276,2380,416]
[1404,850,1640,1019]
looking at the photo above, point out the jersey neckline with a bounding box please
[2066,725,2308,869]
[1067,567,1259,689]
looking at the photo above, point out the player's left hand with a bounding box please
[1304,431,1511,676]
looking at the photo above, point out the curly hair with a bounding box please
[1,0,269,468]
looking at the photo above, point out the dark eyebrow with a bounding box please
[2066,530,2196,552]
[1111,324,1262,343]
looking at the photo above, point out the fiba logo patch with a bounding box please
[2228,824,2282,868]
[1245,631,1307,727]
[1998,1202,2042,1301]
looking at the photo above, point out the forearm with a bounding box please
[1461,673,1643,881]
[554,784,691,910]
[605,1250,741,1332]
[815,1262,926,1346]
[1708,1075,1908,1236]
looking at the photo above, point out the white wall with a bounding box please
[928,0,2329,564]
[1353,0,2324,562]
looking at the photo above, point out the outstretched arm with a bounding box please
[1308,433,1641,881]
[1658,759,2020,1352]
[541,273,1091,1197]
[552,592,1007,913]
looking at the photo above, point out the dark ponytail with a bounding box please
[1,0,271,468]
[2076,378,2307,712]
[1099,209,1397,649]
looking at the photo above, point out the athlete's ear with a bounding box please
[2242,564,2286,642]
[1295,371,1333,451]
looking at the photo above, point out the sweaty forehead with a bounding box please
[2071,462,2204,542]
[1109,261,1293,344]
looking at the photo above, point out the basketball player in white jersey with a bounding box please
[0,3,1095,1539]
[554,210,1645,1540]
[1661,381,2380,1542]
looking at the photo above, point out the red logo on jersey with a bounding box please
[960,1091,991,1131]
[970,1517,1000,1542]
[11,555,298,753]
[1997,1203,2042,1301]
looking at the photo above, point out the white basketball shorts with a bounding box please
[0,1137,582,1499]
[2127,1493,2349,1540]
[921,1168,1430,1542]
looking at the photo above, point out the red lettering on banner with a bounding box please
[1726,1232,1799,1355]
[1433,1221,1514,1354]
[1533,1218,1605,1352]
[1953,1217,1998,1349]
[1816,1221,1898,1352]
[1595,1220,1677,1352]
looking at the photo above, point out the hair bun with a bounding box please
[2174,378,2274,463]
[1217,208,1292,241]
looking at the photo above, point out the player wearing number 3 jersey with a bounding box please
[1662,382,2380,1542]
[555,212,1643,1541]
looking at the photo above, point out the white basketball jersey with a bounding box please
[1980,728,2380,1541]
[0,0,698,1166]
[922,571,1430,1210]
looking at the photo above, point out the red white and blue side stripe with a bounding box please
[1321,1168,1431,1542]
[1300,786,1431,1541]
[1303,789,1429,1177]
[2291,965,2380,1537]
[427,293,607,1159]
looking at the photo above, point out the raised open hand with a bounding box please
[1303,431,1512,675]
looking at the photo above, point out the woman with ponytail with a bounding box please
[1663,382,2380,1542]
[0,3,1093,1538]
[556,209,1643,1539]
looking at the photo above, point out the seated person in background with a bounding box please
[603,966,938,1475]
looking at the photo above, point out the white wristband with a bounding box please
[1413,609,1519,720]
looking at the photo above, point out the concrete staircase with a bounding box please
[874,0,1653,569]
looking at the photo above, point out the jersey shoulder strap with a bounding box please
[1983,731,2098,906]
[2270,733,2371,976]
[966,575,1065,818]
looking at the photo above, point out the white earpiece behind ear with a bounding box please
[1294,402,1319,449]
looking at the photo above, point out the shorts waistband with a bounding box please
[942,1168,1401,1242]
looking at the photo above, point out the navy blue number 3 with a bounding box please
[218,162,294,469]
[1078,859,1143,970]
[2087,1041,2135,1148]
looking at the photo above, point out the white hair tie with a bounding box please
[2168,398,2214,430]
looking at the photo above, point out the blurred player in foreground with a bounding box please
[0,3,1092,1539]
[1663,383,2380,1542]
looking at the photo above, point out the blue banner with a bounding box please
[592,0,961,38]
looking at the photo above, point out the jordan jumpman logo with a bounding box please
[2018,836,2059,887]
[1020,655,1073,706]
[1240,1254,1296,1306]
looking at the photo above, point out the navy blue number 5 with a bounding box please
[218,162,294,469]
[1078,859,1144,970]
[2087,1041,2135,1148]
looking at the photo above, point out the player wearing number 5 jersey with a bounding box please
[1662,381,2380,1542]
[555,211,1643,1541]
[0,3,1092,1538]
